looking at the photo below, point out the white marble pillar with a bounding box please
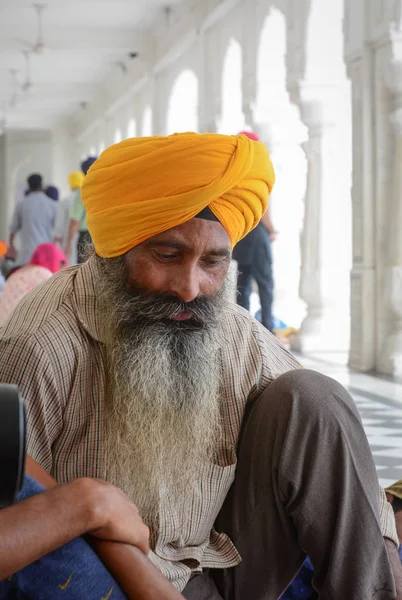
[379,101,402,376]
[290,96,352,352]
[285,0,352,354]
[345,53,377,371]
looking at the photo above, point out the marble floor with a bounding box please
[295,351,402,489]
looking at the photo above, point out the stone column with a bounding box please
[199,29,222,134]
[285,0,352,354]
[345,53,377,371]
[379,110,402,375]
[290,94,352,352]
[378,61,402,376]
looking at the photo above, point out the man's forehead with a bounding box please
[143,218,231,254]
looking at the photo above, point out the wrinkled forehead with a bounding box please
[138,217,232,256]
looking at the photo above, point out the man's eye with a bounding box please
[203,258,223,267]
[156,253,177,262]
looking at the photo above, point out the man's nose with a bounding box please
[169,267,200,303]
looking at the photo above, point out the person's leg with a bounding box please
[211,369,396,600]
[182,572,223,600]
[0,475,126,600]
[236,265,253,312]
[252,231,274,331]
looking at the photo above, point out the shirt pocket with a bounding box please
[158,456,237,551]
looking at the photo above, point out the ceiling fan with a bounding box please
[21,51,34,93]
[31,3,47,54]
[14,3,48,55]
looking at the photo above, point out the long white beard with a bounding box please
[105,323,222,532]
[95,255,224,533]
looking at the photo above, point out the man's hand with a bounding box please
[81,479,150,555]
[26,458,150,556]
[385,538,402,599]
[23,459,178,599]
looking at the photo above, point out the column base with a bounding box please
[290,313,350,353]
[348,268,376,372]
[377,266,402,378]
[377,336,402,378]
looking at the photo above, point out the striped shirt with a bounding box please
[0,257,397,591]
[9,192,57,265]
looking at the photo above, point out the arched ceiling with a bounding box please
[0,0,184,130]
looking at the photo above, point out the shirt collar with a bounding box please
[73,256,107,343]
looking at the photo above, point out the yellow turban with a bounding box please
[68,171,85,189]
[82,132,275,258]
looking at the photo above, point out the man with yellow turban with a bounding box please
[0,133,400,600]
[54,171,85,265]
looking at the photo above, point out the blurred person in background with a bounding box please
[54,171,85,265]
[45,185,60,203]
[232,131,276,333]
[65,156,97,263]
[0,242,67,326]
[8,173,57,266]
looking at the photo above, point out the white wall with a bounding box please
[52,125,80,199]
[1,129,53,239]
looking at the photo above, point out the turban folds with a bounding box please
[68,171,85,189]
[82,132,275,258]
[30,243,69,273]
[45,185,59,202]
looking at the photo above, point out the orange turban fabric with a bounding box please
[82,132,275,258]
[68,171,85,190]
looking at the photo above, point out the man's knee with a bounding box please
[260,368,359,422]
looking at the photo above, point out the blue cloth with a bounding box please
[280,547,402,599]
[45,186,60,202]
[280,558,317,600]
[0,475,126,600]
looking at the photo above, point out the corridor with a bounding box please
[0,0,402,598]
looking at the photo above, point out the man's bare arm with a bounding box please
[0,477,147,580]
[89,540,184,600]
[25,457,183,599]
